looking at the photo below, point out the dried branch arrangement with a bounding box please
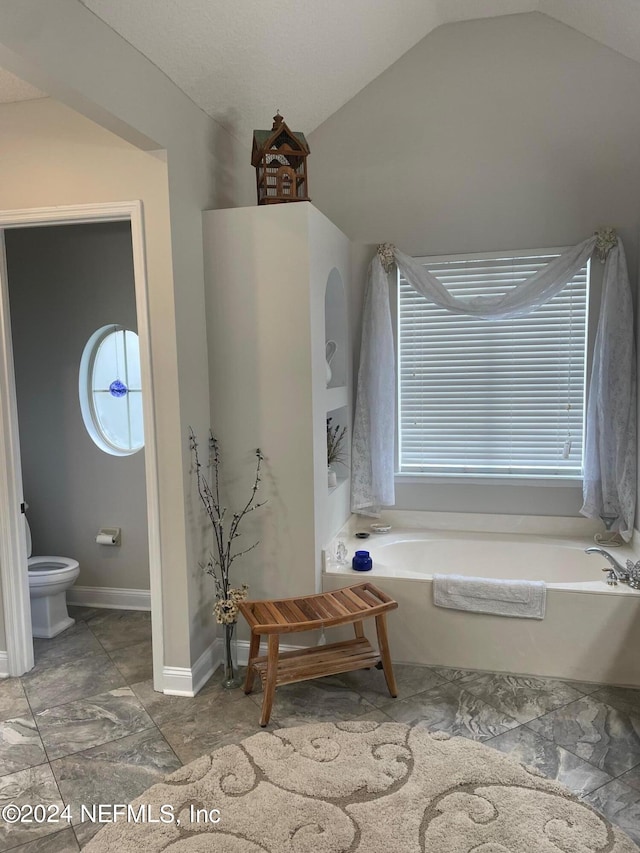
[327,417,348,468]
[189,428,266,623]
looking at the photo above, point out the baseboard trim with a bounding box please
[191,638,223,695]
[236,639,303,666]
[0,651,9,678]
[162,638,222,696]
[161,637,305,696]
[162,666,203,697]
[67,586,151,611]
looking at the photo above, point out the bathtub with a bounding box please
[322,516,640,688]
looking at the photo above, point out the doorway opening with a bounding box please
[0,203,163,686]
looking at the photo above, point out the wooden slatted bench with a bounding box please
[238,583,399,726]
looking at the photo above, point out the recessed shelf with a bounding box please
[328,473,349,496]
[325,268,347,388]
[326,385,348,410]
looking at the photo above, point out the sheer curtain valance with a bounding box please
[351,231,636,541]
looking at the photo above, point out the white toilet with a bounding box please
[26,516,80,638]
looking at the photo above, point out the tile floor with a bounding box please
[1,607,639,850]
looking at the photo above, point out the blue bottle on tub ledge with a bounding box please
[352,550,373,572]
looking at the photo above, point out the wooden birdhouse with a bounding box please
[251,112,310,205]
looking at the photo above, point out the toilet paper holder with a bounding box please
[96,527,121,546]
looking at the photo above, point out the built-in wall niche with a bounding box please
[324,268,347,389]
[327,404,349,493]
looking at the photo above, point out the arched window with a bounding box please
[79,325,144,456]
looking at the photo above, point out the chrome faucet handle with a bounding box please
[586,547,628,582]
[602,568,617,585]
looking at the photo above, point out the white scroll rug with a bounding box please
[85,721,637,852]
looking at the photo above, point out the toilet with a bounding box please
[26,517,80,638]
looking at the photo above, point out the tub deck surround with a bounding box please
[322,514,640,688]
[337,509,607,539]
[327,528,640,593]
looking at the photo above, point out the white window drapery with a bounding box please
[351,232,636,541]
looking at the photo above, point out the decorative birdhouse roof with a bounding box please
[251,112,309,166]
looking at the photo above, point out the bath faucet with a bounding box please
[585,547,629,585]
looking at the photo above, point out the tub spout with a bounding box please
[585,547,629,583]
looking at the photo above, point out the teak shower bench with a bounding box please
[238,582,398,726]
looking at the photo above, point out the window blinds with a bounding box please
[398,250,589,476]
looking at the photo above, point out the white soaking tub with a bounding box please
[322,514,640,688]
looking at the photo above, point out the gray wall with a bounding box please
[0,0,253,670]
[6,222,149,590]
[309,11,640,519]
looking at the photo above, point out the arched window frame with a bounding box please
[79,324,144,456]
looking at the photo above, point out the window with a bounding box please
[79,325,144,456]
[397,249,589,477]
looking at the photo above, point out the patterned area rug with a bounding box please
[85,721,637,851]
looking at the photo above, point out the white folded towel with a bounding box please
[433,574,546,620]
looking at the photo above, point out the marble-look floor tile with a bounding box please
[487,725,613,797]
[431,666,480,682]
[0,679,29,723]
[566,680,607,696]
[351,708,395,724]
[526,696,640,777]
[32,622,103,670]
[251,679,378,728]
[159,694,277,763]
[21,655,125,714]
[380,680,519,741]
[583,778,640,845]
[618,763,640,793]
[107,640,153,684]
[87,610,151,652]
[591,685,640,718]
[51,728,181,846]
[67,605,101,623]
[332,663,444,707]
[8,827,80,852]
[275,708,393,729]
[458,672,584,724]
[36,687,154,761]
[130,677,244,730]
[0,764,64,850]
[0,716,47,776]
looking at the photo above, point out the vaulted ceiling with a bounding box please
[4,1,640,142]
[0,67,45,104]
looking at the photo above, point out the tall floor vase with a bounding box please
[221,621,241,689]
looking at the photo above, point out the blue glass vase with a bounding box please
[352,550,373,572]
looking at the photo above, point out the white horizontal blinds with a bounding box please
[398,251,589,475]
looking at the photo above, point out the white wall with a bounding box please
[203,203,352,642]
[0,99,172,659]
[0,0,253,672]
[309,11,640,518]
[203,205,315,613]
[6,222,149,591]
[0,94,230,671]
